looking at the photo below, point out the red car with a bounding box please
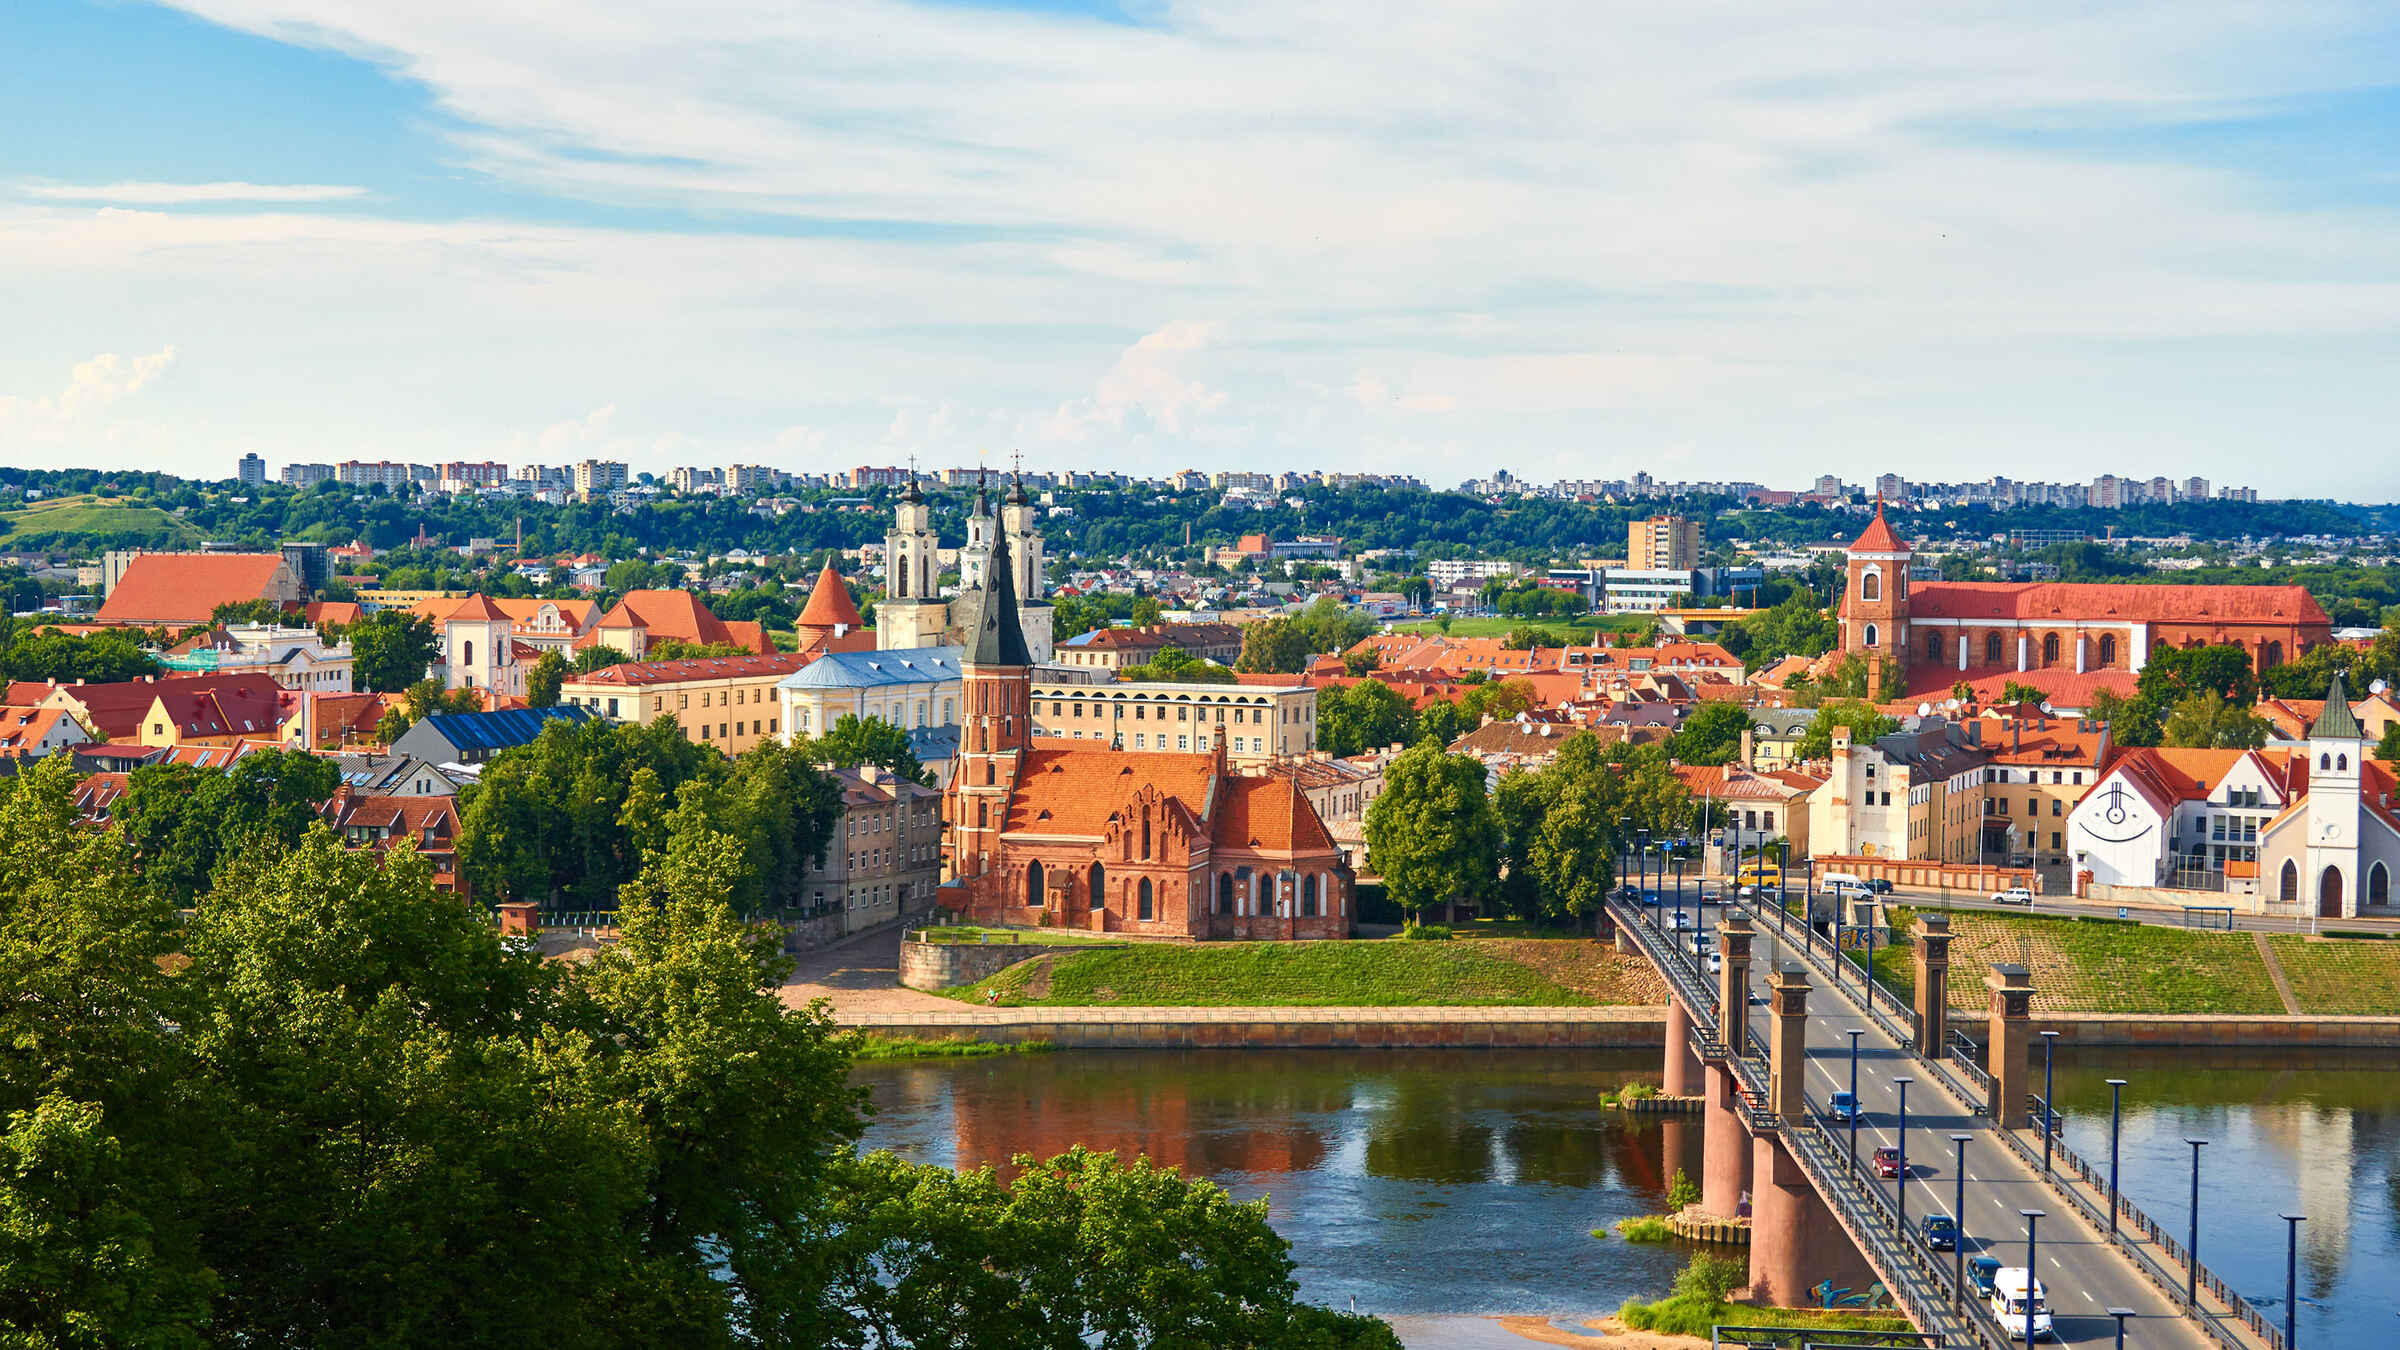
[1873,1146,1903,1178]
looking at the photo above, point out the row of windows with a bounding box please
[696,719,777,741]
[1047,700,1274,724]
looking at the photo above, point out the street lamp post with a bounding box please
[1893,1076,1913,1230]
[2280,1214,2305,1350]
[2185,1139,2208,1304]
[2106,1078,2128,1233]
[2107,1308,2136,1350]
[1846,1029,1865,1161]
[2021,1210,2047,1348]
[2040,1029,2060,1175]
[1777,841,1790,916]
[1951,1134,1972,1308]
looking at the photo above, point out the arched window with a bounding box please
[2370,863,2391,907]
[2098,634,2118,667]
[1138,878,1155,920]
[2279,860,2299,903]
[2262,642,2285,671]
[1025,860,1045,908]
[982,760,995,786]
[1302,874,1320,917]
[2338,754,2349,771]
[1985,632,2004,665]
[2041,633,2060,666]
[1860,570,1881,602]
[462,639,475,668]
[1925,631,1944,661]
[2320,753,2331,771]
[975,800,987,827]
[1140,813,1152,860]
[1863,623,1879,649]
[1087,862,1105,911]
[1216,873,1235,915]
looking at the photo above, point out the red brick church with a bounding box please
[942,534,1353,939]
[1839,500,2333,701]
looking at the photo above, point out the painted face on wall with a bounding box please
[2077,780,2152,846]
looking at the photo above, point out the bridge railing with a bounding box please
[1993,1114,2284,1350]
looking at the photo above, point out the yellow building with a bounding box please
[1628,515,1700,571]
[560,651,817,754]
[1029,678,1315,761]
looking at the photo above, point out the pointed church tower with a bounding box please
[1841,495,1913,695]
[795,556,865,649]
[1001,470,1053,663]
[2305,670,2365,918]
[878,473,949,650]
[959,469,996,592]
[947,530,1033,886]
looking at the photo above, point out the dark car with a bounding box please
[1969,1256,2003,1297]
[1923,1214,1959,1251]
[1868,878,1895,895]
[1873,1145,1902,1178]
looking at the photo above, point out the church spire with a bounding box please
[963,530,1032,668]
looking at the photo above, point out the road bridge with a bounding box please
[1605,893,2284,1350]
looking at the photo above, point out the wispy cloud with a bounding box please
[21,181,368,205]
[0,347,180,442]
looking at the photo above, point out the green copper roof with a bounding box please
[2310,670,2364,740]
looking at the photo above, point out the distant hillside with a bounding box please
[0,495,205,550]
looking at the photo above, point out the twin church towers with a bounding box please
[877,471,1053,663]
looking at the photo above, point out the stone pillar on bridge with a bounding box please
[1748,1133,1876,1308]
[1700,1063,1753,1218]
[1985,963,2033,1127]
[1911,912,1952,1055]
[1662,998,1699,1098]
[1766,962,1811,1125]
[1614,925,1639,957]
[1717,910,1754,1057]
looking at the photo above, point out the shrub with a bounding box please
[1672,1253,1746,1303]
[1400,924,1454,941]
[1612,1215,1675,1243]
[2324,929,2395,941]
[1665,1167,1700,1210]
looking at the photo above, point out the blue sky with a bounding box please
[5,0,2400,495]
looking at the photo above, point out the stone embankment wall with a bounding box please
[898,936,1125,991]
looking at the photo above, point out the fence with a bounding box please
[2181,906,2236,931]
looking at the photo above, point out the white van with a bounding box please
[1991,1267,2052,1340]
[1822,875,1874,902]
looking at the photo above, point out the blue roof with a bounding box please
[779,646,963,691]
[416,703,593,751]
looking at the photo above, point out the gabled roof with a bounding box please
[594,589,774,654]
[1909,582,2329,626]
[34,672,290,742]
[795,560,865,632]
[151,680,288,738]
[95,553,296,626]
[2310,671,2364,740]
[1004,747,1217,838]
[779,646,962,691]
[567,651,817,688]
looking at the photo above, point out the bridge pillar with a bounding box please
[1615,925,1639,957]
[1766,963,1811,1124]
[1985,963,2033,1127]
[1701,1063,1753,1217]
[1716,910,1754,1057]
[1663,998,1700,1097]
[1911,912,1952,1054]
[1748,1133,1875,1308]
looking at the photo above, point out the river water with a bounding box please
[853,1047,2398,1350]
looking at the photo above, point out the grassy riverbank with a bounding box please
[941,938,1670,1007]
[1873,907,2287,1014]
[846,1033,1057,1061]
[1619,1255,1910,1338]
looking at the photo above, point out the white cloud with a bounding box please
[0,347,180,441]
[1043,321,1229,442]
[21,181,367,204]
[534,403,617,455]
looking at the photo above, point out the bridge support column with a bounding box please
[1911,912,1952,1054]
[1748,1134,1875,1308]
[1615,925,1639,957]
[1717,910,1754,1057]
[1986,963,2033,1127]
[1701,1063,1753,1217]
[1663,999,1699,1097]
[1767,963,1811,1124]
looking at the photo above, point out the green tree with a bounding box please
[1363,739,1501,925]
[1792,699,1901,762]
[1120,645,1235,684]
[347,610,441,692]
[1727,593,1836,672]
[1234,617,1311,674]
[112,749,342,904]
[1670,702,1752,766]
[0,620,162,684]
[526,649,570,708]
[1343,647,1380,677]
[2377,723,2400,762]
[805,713,931,786]
[2160,691,2271,749]
[1317,679,1415,758]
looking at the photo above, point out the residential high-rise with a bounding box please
[237,453,267,487]
[572,459,629,497]
[1627,514,1700,571]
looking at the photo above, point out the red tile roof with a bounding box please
[1900,663,2140,709]
[30,672,289,742]
[1220,772,1336,853]
[95,553,296,626]
[1000,746,1336,855]
[564,650,818,688]
[1848,501,1910,554]
[795,561,865,632]
[592,589,773,654]
[1910,582,2329,626]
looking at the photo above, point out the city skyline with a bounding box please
[5,2,2400,490]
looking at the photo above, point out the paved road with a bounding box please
[1678,876,2400,936]
[1651,916,2237,1350]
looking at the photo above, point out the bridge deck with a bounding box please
[1612,896,2268,1350]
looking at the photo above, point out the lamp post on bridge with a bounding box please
[2107,1308,2136,1350]
[2280,1213,2304,1350]
[1893,1075,1913,1230]
[2039,1029,2060,1175]
[2185,1138,2208,1305]
[2020,1209,2047,1349]
[1846,1028,1865,1161]
[2106,1077,2128,1233]
[1950,1134,1972,1309]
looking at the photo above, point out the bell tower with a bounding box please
[878,471,949,650]
[2305,670,2364,917]
[1841,496,1912,695]
[1001,467,1053,663]
[947,530,1034,887]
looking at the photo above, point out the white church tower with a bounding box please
[1001,470,1052,663]
[2303,670,2365,918]
[878,472,950,651]
[958,471,996,592]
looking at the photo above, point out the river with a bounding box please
[853,1047,2399,1350]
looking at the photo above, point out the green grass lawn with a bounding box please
[0,494,200,545]
[2265,935,2400,1015]
[941,939,1611,1007]
[1873,907,2285,1015]
[1384,613,1652,641]
[911,924,1121,946]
